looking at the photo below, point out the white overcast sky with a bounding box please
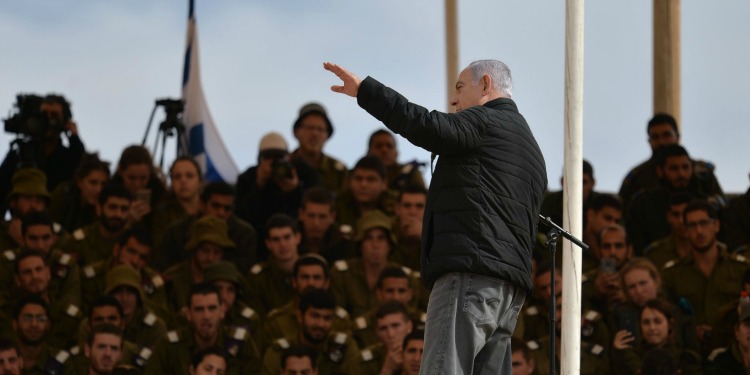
[1,1,749,193]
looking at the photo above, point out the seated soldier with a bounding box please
[539,159,600,228]
[400,330,424,375]
[94,265,167,350]
[297,187,354,263]
[189,346,228,375]
[352,267,425,348]
[12,296,72,374]
[49,152,110,233]
[330,210,423,317]
[582,224,632,316]
[244,214,301,318]
[0,211,80,308]
[335,156,395,228]
[110,145,168,227]
[156,182,257,272]
[66,323,125,375]
[7,250,82,349]
[59,184,131,266]
[0,338,23,375]
[261,254,350,353]
[79,227,166,315]
[521,261,561,341]
[279,345,318,375]
[262,288,359,375]
[707,294,750,374]
[144,284,261,375]
[366,129,426,192]
[643,192,694,269]
[202,261,261,342]
[0,168,60,253]
[164,215,235,313]
[359,301,414,375]
[151,157,203,251]
[510,336,535,375]
[390,185,426,272]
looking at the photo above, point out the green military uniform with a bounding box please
[534,232,599,274]
[352,306,425,348]
[162,260,195,317]
[329,259,423,317]
[298,223,355,264]
[202,261,262,346]
[261,332,359,375]
[661,244,750,325]
[244,261,296,318]
[20,345,71,375]
[49,180,98,233]
[0,295,83,350]
[144,326,261,375]
[261,299,351,353]
[358,342,388,375]
[291,149,348,194]
[385,161,426,192]
[520,304,549,342]
[334,190,396,229]
[0,247,81,307]
[643,235,685,270]
[619,157,723,206]
[58,222,119,266]
[391,218,421,272]
[707,342,748,375]
[611,343,702,375]
[64,339,144,374]
[80,257,167,314]
[151,197,189,253]
[539,190,603,232]
[77,306,167,351]
[528,337,609,375]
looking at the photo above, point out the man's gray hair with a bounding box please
[468,60,513,98]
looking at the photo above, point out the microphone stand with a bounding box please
[537,214,589,375]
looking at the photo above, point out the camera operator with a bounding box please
[235,132,319,261]
[0,94,85,216]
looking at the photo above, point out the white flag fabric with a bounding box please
[181,0,239,183]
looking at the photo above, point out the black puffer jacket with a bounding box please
[358,77,547,293]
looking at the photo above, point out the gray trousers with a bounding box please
[420,272,526,375]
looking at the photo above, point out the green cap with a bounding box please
[105,264,146,303]
[8,168,52,201]
[355,210,397,244]
[185,216,235,252]
[203,260,243,285]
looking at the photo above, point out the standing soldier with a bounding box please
[290,102,348,193]
[203,261,261,344]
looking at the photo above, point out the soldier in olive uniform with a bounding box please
[261,254,351,353]
[155,182,257,272]
[626,145,725,253]
[0,338,24,374]
[0,168,56,253]
[661,200,749,343]
[390,185,426,272]
[366,129,426,192]
[12,296,72,375]
[358,301,414,375]
[203,261,262,343]
[79,227,167,315]
[335,156,396,228]
[244,214,300,318]
[49,153,111,233]
[163,215,236,315]
[58,184,131,266]
[145,283,261,375]
[78,265,167,353]
[643,192,694,269]
[707,295,750,374]
[723,180,750,252]
[330,210,423,317]
[352,267,425,348]
[539,160,601,231]
[262,288,359,375]
[278,345,317,375]
[289,102,348,193]
[297,187,355,264]
[0,212,81,308]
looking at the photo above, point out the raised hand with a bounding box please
[323,62,361,97]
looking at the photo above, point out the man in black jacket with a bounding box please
[324,60,547,375]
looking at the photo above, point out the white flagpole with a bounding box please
[562,0,584,373]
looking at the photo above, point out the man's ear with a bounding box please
[482,74,492,94]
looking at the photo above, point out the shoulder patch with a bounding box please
[412,271,421,279]
[83,266,96,279]
[73,229,85,240]
[167,330,180,343]
[233,327,248,340]
[241,307,256,319]
[333,332,347,344]
[581,273,588,283]
[355,316,368,330]
[250,264,264,275]
[401,266,413,275]
[59,253,71,266]
[54,350,70,364]
[584,310,600,321]
[733,254,747,263]
[361,349,374,362]
[3,250,15,261]
[69,346,80,355]
[334,161,346,171]
[139,347,153,361]
[334,260,348,271]
[420,312,427,323]
[276,338,290,349]
[527,341,540,351]
[336,307,348,319]
[143,313,157,327]
[66,304,80,318]
[525,306,539,316]
[400,164,414,174]
[664,259,676,269]
[708,347,727,362]
[590,344,604,356]
[151,275,164,288]
[339,225,352,235]
[53,223,62,234]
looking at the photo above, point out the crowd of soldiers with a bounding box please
[0,96,748,375]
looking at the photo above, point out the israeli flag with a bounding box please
[181,0,239,183]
